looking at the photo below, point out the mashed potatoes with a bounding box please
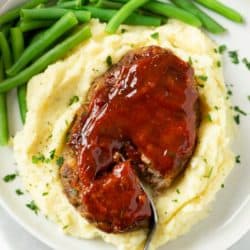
[13,19,234,250]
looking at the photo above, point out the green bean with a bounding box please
[194,0,244,23]
[20,20,54,32]
[0,23,12,37]
[30,30,46,44]
[10,27,27,123]
[7,12,78,77]
[171,0,225,33]
[21,8,91,23]
[0,26,92,93]
[143,2,202,27]
[10,28,25,62]
[17,85,28,123]
[0,0,48,25]
[106,0,150,34]
[84,6,161,26]
[112,0,202,27]
[57,0,83,9]
[0,59,9,146]
[0,32,12,70]
[0,93,9,145]
[95,0,123,9]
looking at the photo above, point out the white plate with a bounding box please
[0,1,250,250]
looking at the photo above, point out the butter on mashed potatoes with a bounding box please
[14,19,234,250]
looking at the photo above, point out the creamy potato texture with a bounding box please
[14,19,234,250]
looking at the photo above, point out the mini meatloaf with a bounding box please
[60,46,200,233]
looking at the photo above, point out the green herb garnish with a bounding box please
[218,45,227,54]
[206,113,212,122]
[49,149,56,160]
[228,50,239,64]
[198,75,208,81]
[204,167,213,178]
[235,155,241,164]
[150,32,159,40]
[242,58,250,70]
[188,56,193,66]
[32,153,45,164]
[69,96,79,106]
[234,115,240,125]
[121,28,127,34]
[234,106,247,116]
[56,156,64,167]
[106,55,113,67]
[26,200,39,214]
[16,189,24,195]
[3,173,17,182]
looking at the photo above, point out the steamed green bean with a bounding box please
[0,26,92,93]
[171,0,226,33]
[8,12,78,76]
[0,60,9,145]
[0,32,12,70]
[84,6,161,26]
[10,27,27,123]
[20,20,54,32]
[106,0,150,33]
[21,8,91,23]
[0,0,48,25]
[194,0,244,23]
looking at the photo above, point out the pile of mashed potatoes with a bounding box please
[13,19,234,250]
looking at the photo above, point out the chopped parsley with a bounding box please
[216,61,221,67]
[221,184,225,188]
[206,113,212,122]
[235,155,241,164]
[49,149,56,160]
[69,96,79,106]
[176,189,180,194]
[56,156,64,167]
[26,201,39,214]
[218,44,227,54]
[227,90,233,96]
[15,189,24,195]
[214,106,220,110]
[32,153,45,164]
[42,192,49,196]
[172,199,178,203]
[242,58,250,70]
[188,57,193,66]
[198,83,204,88]
[150,32,159,40]
[248,96,250,101]
[204,167,213,178]
[228,50,239,64]
[234,115,240,125]
[3,173,17,182]
[121,28,127,34]
[234,106,247,116]
[198,75,208,81]
[106,55,113,67]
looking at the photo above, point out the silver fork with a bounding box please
[139,181,158,250]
